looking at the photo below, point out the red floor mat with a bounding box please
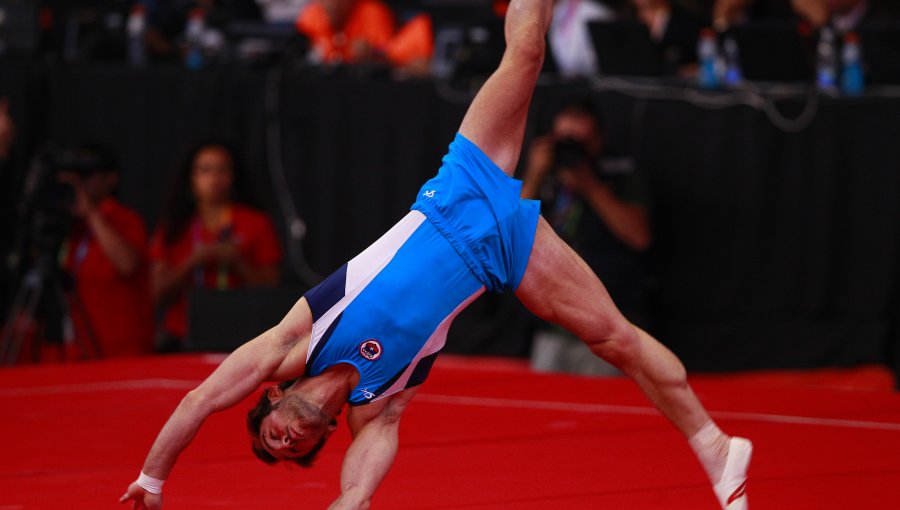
[2,355,899,509]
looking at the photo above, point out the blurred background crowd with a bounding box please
[1,0,898,82]
[0,0,899,381]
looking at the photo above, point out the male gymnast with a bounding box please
[119,0,752,508]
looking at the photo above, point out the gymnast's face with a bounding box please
[259,393,334,461]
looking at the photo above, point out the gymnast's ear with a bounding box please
[324,420,338,438]
[267,386,284,403]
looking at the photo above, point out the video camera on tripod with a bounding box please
[1,145,113,365]
[18,145,119,260]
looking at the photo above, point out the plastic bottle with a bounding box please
[722,35,742,87]
[816,27,838,93]
[184,8,205,70]
[697,29,720,90]
[127,3,147,67]
[840,32,865,96]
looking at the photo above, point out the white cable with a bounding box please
[587,76,826,134]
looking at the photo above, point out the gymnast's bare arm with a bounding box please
[326,387,419,510]
[118,298,314,510]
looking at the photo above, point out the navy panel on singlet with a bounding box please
[304,212,483,405]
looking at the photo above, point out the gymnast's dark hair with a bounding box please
[157,139,257,245]
[246,379,333,468]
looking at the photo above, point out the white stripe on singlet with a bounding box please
[307,211,427,361]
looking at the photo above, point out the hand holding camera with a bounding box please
[56,171,95,219]
[550,136,602,193]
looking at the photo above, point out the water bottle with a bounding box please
[127,3,147,67]
[697,29,720,90]
[816,27,838,93]
[184,8,205,70]
[840,32,865,96]
[723,35,742,87]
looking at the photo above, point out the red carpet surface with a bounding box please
[1,354,899,509]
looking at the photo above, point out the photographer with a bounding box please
[56,145,154,358]
[522,100,654,372]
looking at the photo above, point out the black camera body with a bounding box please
[21,147,108,254]
[552,137,593,171]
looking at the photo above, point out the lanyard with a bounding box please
[59,231,91,279]
[191,219,232,290]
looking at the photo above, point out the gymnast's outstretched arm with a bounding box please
[119,298,314,509]
[325,388,419,510]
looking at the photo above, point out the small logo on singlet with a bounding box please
[359,339,383,361]
[360,388,376,400]
[423,190,436,198]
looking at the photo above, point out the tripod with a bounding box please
[0,253,102,365]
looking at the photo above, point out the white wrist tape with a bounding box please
[136,471,165,495]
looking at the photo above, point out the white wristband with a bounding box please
[136,471,165,495]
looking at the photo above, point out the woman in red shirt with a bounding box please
[151,142,282,352]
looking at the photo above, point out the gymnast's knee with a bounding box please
[584,319,641,369]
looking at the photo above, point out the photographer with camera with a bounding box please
[522,99,654,374]
[55,145,154,358]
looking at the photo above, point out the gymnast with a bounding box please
[120,0,751,507]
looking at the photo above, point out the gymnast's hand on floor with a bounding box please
[119,482,162,510]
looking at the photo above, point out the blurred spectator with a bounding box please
[792,0,899,32]
[522,99,653,328]
[151,141,282,352]
[385,13,434,75]
[295,0,433,72]
[0,98,17,322]
[256,0,309,22]
[295,0,395,64]
[712,0,795,30]
[631,0,709,74]
[548,0,616,77]
[143,0,263,61]
[57,145,154,358]
[0,99,14,162]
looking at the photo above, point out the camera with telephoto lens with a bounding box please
[552,137,593,172]
[21,147,108,254]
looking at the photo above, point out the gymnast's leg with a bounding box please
[457,0,552,177]
[516,219,752,510]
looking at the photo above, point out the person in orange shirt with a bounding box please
[150,141,282,352]
[57,145,154,358]
[386,13,434,74]
[295,0,396,64]
[296,0,434,71]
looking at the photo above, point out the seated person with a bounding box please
[712,0,796,30]
[255,0,310,22]
[0,98,13,161]
[631,0,709,75]
[294,0,395,63]
[150,141,282,352]
[295,0,433,72]
[143,0,263,61]
[548,0,616,77]
[792,0,899,32]
[385,13,434,75]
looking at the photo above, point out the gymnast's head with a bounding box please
[246,380,338,467]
